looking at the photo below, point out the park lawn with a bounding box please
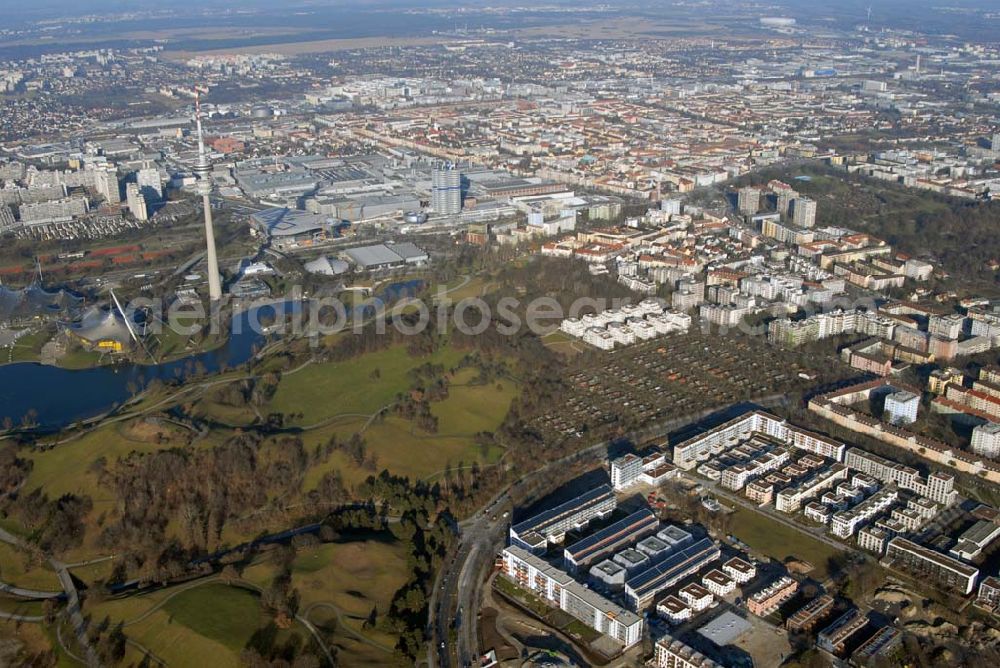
[0,596,48,617]
[86,586,174,626]
[0,619,76,667]
[70,559,115,584]
[291,540,408,615]
[246,538,407,663]
[56,349,106,370]
[0,542,60,591]
[25,424,161,505]
[354,417,499,481]
[297,372,511,493]
[8,329,51,363]
[299,417,373,490]
[24,422,238,564]
[152,325,223,361]
[433,372,516,436]
[190,397,258,426]
[728,508,839,579]
[541,330,584,357]
[163,584,262,652]
[435,275,489,302]
[268,345,467,426]
[116,582,309,668]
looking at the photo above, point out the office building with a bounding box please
[432,162,462,215]
[563,508,659,570]
[884,537,979,594]
[884,391,919,425]
[971,423,1000,459]
[501,545,642,647]
[510,485,616,551]
[637,535,672,559]
[614,548,650,574]
[657,525,694,549]
[949,520,1000,562]
[590,559,627,588]
[624,537,720,610]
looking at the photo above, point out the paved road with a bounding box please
[430,437,612,668]
[0,528,100,667]
[0,581,63,600]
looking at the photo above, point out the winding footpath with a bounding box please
[0,528,100,667]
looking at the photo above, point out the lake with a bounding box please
[0,280,425,432]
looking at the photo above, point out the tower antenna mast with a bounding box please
[194,94,222,302]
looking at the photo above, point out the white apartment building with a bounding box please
[723,557,756,584]
[502,545,643,646]
[844,448,957,506]
[678,583,714,612]
[607,321,636,346]
[653,636,723,668]
[884,391,919,425]
[830,487,898,539]
[583,327,615,350]
[857,526,890,555]
[775,464,850,513]
[611,453,644,491]
[971,423,1000,459]
[657,595,692,624]
[702,569,736,596]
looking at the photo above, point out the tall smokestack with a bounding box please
[194,95,222,302]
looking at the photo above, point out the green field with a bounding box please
[163,584,263,652]
[0,542,60,591]
[85,582,306,668]
[242,538,407,665]
[268,345,467,425]
[729,508,841,579]
[433,369,517,435]
[6,329,51,363]
[56,349,106,370]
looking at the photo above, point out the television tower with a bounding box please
[194,95,222,302]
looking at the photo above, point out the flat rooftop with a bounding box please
[697,611,753,646]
